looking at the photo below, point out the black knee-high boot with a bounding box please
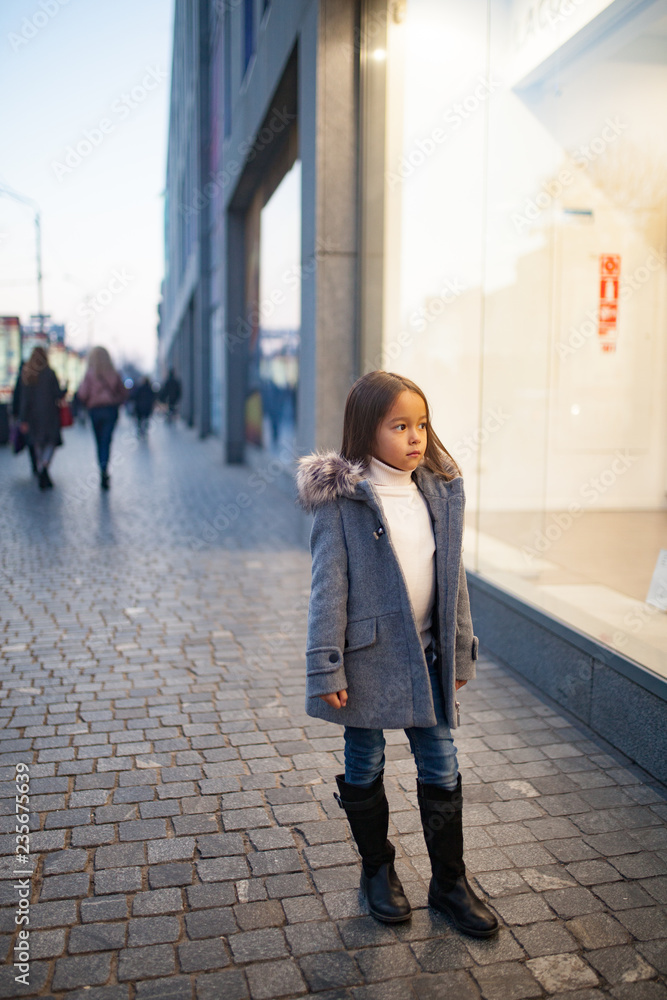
[334,771,412,923]
[417,772,498,938]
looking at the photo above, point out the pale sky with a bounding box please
[0,0,173,373]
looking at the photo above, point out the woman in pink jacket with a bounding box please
[76,346,128,490]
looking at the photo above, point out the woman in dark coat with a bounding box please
[19,346,66,489]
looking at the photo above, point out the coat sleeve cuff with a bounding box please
[306,647,347,697]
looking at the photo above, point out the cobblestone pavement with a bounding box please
[1,415,667,1000]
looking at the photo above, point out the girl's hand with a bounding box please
[319,690,348,709]
[455,679,468,691]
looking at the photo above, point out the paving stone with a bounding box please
[264,873,312,899]
[128,915,181,946]
[42,848,88,874]
[185,906,238,938]
[565,912,631,949]
[636,939,667,974]
[94,866,143,894]
[282,895,327,923]
[30,927,67,959]
[492,893,556,925]
[148,837,196,863]
[513,920,579,958]
[410,935,474,972]
[298,951,363,991]
[412,969,482,1000]
[29,900,77,928]
[284,919,345,955]
[248,827,294,851]
[246,958,307,999]
[187,883,237,909]
[197,833,245,856]
[248,847,303,877]
[470,960,542,999]
[234,900,286,931]
[543,887,606,919]
[69,922,127,952]
[526,953,599,993]
[586,944,657,984]
[614,905,667,940]
[197,855,250,881]
[132,888,184,916]
[178,938,229,973]
[67,988,130,1000]
[40,872,90,899]
[609,983,667,1000]
[229,927,288,963]
[81,896,129,922]
[134,978,193,1000]
[354,942,420,982]
[118,943,176,981]
[95,842,146,869]
[196,969,249,1000]
[52,953,113,991]
[149,862,194,888]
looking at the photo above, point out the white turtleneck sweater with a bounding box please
[366,456,436,650]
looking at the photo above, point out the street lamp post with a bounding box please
[0,183,45,356]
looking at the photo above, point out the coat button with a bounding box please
[328,652,338,663]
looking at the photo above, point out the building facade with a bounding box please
[161,0,667,778]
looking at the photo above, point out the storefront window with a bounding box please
[244,158,301,455]
[366,0,667,678]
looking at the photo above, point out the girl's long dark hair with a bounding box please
[340,370,462,480]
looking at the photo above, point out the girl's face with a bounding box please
[373,390,428,472]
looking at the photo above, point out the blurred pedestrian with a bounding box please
[133,376,155,438]
[77,346,128,490]
[12,361,38,476]
[162,368,181,423]
[18,346,66,490]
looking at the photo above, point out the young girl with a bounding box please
[295,370,498,938]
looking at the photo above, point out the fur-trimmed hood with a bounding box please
[295,449,459,513]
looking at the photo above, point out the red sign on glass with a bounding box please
[599,254,620,352]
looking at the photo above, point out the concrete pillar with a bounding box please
[225,210,248,463]
[296,0,361,458]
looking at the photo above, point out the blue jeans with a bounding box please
[343,644,459,791]
[89,405,119,472]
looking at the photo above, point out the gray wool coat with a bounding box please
[295,450,479,730]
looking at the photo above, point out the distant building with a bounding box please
[0,316,21,402]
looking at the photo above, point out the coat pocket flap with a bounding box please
[344,617,377,653]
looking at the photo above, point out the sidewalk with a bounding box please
[0,416,666,999]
